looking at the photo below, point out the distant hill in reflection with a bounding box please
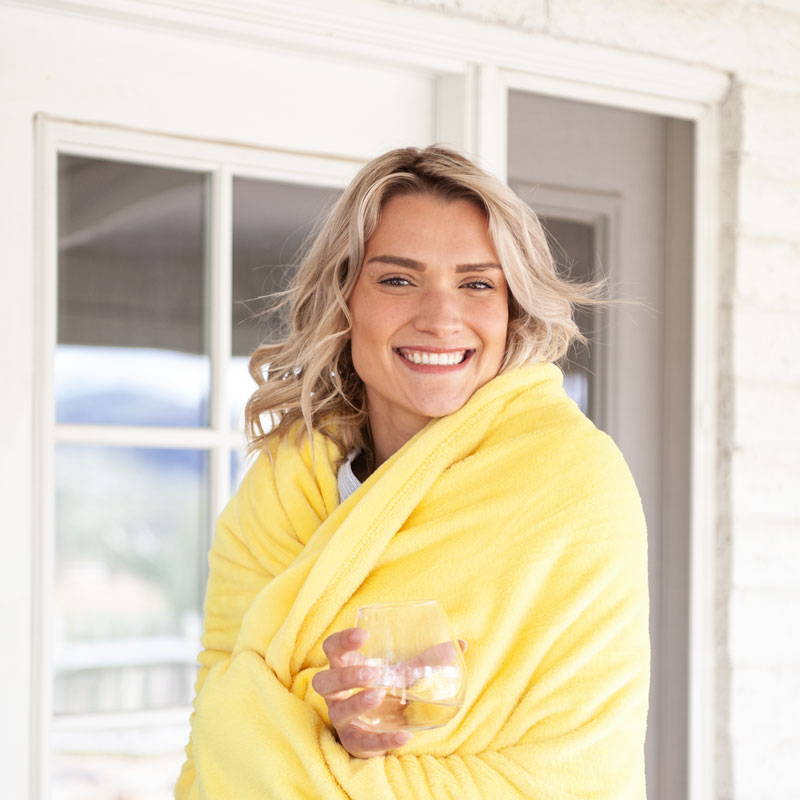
[57,390,206,428]
[56,391,209,472]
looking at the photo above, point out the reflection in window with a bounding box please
[230,446,257,495]
[54,444,207,712]
[540,216,600,422]
[55,345,209,428]
[52,444,207,799]
[56,155,209,428]
[231,177,341,429]
[50,158,345,798]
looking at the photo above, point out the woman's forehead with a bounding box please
[366,196,497,259]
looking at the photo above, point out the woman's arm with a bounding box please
[180,476,650,799]
[179,425,650,799]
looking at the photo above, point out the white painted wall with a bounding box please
[384,3,800,798]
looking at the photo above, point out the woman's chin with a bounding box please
[408,395,469,420]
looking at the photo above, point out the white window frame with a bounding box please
[32,116,361,797]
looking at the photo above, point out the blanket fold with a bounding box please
[175,362,650,799]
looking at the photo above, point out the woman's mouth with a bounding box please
[394,347,475,372]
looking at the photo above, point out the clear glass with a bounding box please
[230,176,342,429]
[539,216,597,420]
[53,443,207,714]
[51,443,207,797]
[230,446,256,494]
[51,724,189,800]
[56,154,210,427]
[352,600,466,733]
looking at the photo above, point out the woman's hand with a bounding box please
[313,628,409,758]
[312,627,467,759]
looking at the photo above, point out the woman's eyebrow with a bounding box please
[366,254,502,272]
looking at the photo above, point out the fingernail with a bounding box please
[365,689,383,703]
[395,732,411,745]
[349,629,363,644]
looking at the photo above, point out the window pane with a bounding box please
[231,448,243,494]
[56,155,209,427]
[53,444,207,710]
[52,444,207,797]
[540,217,598,421]
[51,718,189,800]
[230,177,342,430]
[230,446,258,496]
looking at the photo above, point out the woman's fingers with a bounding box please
[328,687,384,728]
[322,627,367,668]
[404,638,468,670]
[316,626,419,757]
[321,629,464,671]
[318,677,412,756]
[312,664,379,698]
[406,640,457,668]
[315,627,466,758]
[339,724,411,759]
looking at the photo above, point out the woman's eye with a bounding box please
[379,276,412,287]
[378,277,493,290]
[464,280,493,290]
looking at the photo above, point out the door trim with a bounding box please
[7,0,729,109]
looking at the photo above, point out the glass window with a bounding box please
[51,155,343,799]
[230,446,257,495]
[52,444,207,797]
[230,177,341,430]
[53,153,213,799]
[56,155,209,428]
[540,216,599,421]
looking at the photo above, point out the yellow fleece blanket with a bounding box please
[175,362,650,799]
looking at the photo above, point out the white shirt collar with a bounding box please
[337,448,362,503]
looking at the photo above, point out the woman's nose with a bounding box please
[412,289,463,337]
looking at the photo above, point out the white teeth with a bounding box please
[398,349,468,366]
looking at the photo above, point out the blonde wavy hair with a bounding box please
[244,143,616,467]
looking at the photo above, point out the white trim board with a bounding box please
[5,0,729,110]
[688,103,721,800]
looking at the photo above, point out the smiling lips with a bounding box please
[394,347,475,369]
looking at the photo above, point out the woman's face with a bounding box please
[348,192,509,442]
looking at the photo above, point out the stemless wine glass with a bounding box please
[351,600,467,733]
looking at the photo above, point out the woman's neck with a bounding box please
[360,407,430,479]
[351,449,371,483]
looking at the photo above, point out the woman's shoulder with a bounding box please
[483,369,595,446]
[478,372,637,490]
[247,418,344,465]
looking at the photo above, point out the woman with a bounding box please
[175,145,650,798]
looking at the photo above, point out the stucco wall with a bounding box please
[381,2,800,798]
